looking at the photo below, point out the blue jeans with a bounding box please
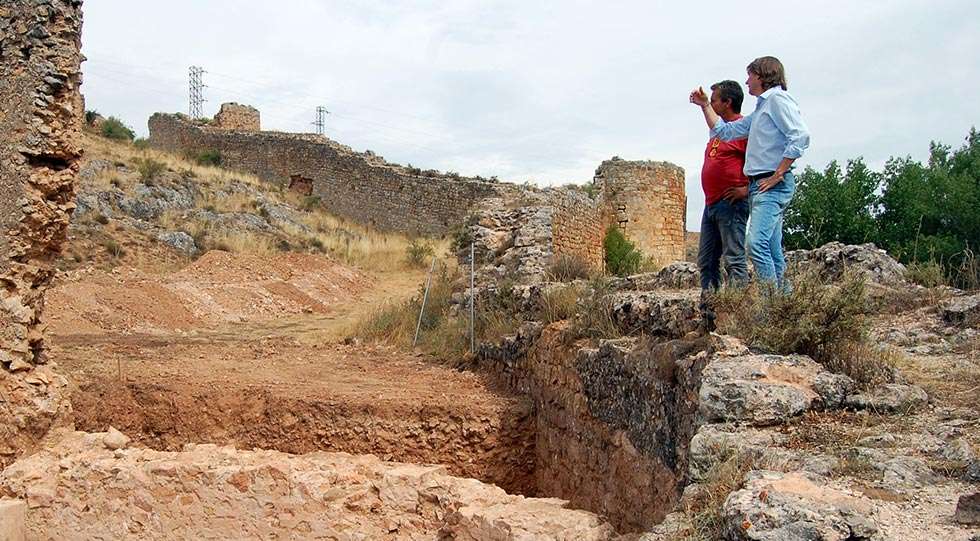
[747,171,796,286]
[698,198,749,290]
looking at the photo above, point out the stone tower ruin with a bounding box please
[212,102,260,131]
[595,158,687,265]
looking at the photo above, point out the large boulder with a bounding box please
[942,294,980,328]
[723,470,879,540]
[699,353,855,426]
[843,383,928,413]
[786,242,906,287]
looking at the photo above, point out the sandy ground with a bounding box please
[46,251,536,495]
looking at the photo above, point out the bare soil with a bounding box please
[47,251,536,496]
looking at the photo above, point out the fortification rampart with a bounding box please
[149,113,515,235]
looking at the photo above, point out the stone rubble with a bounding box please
[0,430,618,540]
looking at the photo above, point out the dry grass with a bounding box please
[710,271,897,388]
[538,284,582,323]
[669,453,756,541]
[82,132,446,272]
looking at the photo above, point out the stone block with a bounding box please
[0,500,26,541]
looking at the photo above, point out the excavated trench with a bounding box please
[54,318,709,533]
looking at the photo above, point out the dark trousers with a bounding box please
[698,198,749,290]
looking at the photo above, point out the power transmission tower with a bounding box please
[188,66,206,119]
[312,106,329,135]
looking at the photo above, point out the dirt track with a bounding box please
[47,251,537,495]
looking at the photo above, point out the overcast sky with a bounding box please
[80,0,979,230]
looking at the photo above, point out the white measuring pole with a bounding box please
[470,242,475,353]
[414,257,437,347]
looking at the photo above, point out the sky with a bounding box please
[79,0,980,230]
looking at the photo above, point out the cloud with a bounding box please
[80,0,980,230]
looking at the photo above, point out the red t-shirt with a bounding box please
[701,117,748,205]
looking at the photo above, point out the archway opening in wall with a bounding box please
[288,174,314,196]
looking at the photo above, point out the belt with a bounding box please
[747,171,776,182]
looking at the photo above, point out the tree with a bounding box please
[784,159,879,249]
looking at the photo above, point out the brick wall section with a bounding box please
[597,158,686,265]
[212,102,260,131]
[149,113,515,236]
[1,0,84,369]
[550,190,606,270]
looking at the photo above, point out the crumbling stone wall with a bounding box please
[149,112,517,235]
[478,321,709,532]
[597,158,686,264]
[212,102,260,131]
[551,189,606,270]
[0,0,83,369]
[0,0,83,467]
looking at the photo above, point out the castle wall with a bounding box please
[149,113,512,236]
[550,190,606,270]
[212,102,260,131]
[597,159,686,265]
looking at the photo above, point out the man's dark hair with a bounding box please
[710,80,744,113]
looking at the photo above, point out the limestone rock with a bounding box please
[723,470,879,541]
[102,427,130,450]
[942,294,980,328]
[954,493,980,526]
[156,231,197,256]
[785,242,907,287]
[0,431,618,540]
[699,353,856,426]
[844,383,928,413]
[611,262,699,291]
[609,290,700,338]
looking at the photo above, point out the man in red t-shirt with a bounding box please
[693,80,749,291]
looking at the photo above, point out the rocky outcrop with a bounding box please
[723,470,879,541]
[0,430,617,540]
[0,0,84,369]
[786,242,907,287]
[699,352,855,426]
[843,383,928,413]
[942,293,980,328]
[608,290,701,337]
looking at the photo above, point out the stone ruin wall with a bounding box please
[597,159,686,265]
[550,190,607,270]
[149,112,517,236]
[0,0,83,464]
[478,321,707,532]
[212,102,260,131]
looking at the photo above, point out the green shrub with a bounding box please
[603,226,642,277]
[195,150,221,166]
[100,116,135,141]
[405,239,435,268]
[548,253,592,282]
[133,137,150,150]
[135,157,166,182]
[84,110,100,125]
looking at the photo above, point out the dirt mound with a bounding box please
[46,250,370,335]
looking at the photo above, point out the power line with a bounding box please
[188,66,206,118]
[312,106,329,135]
